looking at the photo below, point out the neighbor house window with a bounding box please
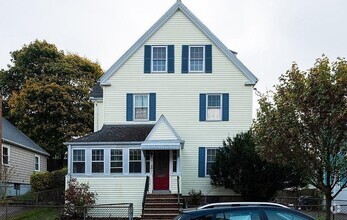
[206,148,217,176]
[73,149,85,173]
[92,149,104,173]
[2,146,9,165]
[207,94,222,120]
[34,155,40,171]
[152,46,167,72]
[189,46,204,72]
[129,149,142,173]
[134,94,149,120]
[110,149,123,173]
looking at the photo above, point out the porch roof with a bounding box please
[69,124,155,143]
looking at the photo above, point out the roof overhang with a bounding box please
[141,140,184,150]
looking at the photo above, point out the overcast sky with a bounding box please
[1,0,346,114]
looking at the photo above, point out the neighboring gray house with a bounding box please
[1,117,49,197]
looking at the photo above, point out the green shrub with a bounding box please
[30,167,67,192]
[188,189,204,206]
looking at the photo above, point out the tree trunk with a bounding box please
[325,192,332,220]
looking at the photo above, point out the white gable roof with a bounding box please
[100,1,258,85]
[141,115,184,150]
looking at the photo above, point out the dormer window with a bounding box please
[152,46,167,72]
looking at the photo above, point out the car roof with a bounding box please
[180,206,314,220]
[198,202,289,209]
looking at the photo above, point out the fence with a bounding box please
[0,203,133,220]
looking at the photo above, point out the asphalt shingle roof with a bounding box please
[71,124,155,143]
[2,117,49,156]
[90,82,103,98]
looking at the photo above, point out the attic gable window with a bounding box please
[189,46,204,72]
[152,46,167,72]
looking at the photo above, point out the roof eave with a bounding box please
[64,141,143,146]
[2,138,50,156]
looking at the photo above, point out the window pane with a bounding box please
[110,149,123,173]
[224,209,261,220]
[35,156,39,171]
[208,95,221,107]
[73,162,85,173]
[73,150,85,173]
[73,150,85,161]
[135,108,148,120]
[265,209,307,220]
[153,47,167,72]
[145,151,151,173]
[3,147,9,164]
[129,149,142,173]
[172,150,177,173]
[92,149,104,173]
[190,46,204,72]
[135,95,148,107]
[206,149,217,175]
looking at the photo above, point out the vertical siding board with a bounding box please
[181,45,189,73]
[126,94,133,121]
[198,147,206,177]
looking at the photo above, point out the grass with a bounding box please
[12,207,58,220]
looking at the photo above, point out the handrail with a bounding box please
[177,175,180,207]
[142,175,150,215]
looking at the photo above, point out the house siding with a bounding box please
[3,143,47,184]
[100,10,253,196]
[94,100,104,132]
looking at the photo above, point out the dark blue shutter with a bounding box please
[181,45,189,73]
[198,147,206,177]
[144,45,151,73]
[168,45,174,73]
[199,94,206,121]
[205,45,212,73]
[126,93,133,121]
[149,93,156,121]
[222,93,229,121]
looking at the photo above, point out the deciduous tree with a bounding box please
[253,56,347,220]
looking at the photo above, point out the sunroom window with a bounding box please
[73,149,85,173]
[92,149,104,173]
[110,149,123,173]
[129,149,142,173]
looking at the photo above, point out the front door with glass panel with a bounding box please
[153,151,169,190]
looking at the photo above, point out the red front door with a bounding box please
[153,151,169,190]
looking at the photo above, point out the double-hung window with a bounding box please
[152,46,167,72]
[127,93,156,121]
[172,150,178,173]
[199,93,229,121]
[92,149,104,173]
[73,149,85,173]
[34,155,40,171]
[189,46,204,72]
[207,94,222,121]
[206,148,217,176]
[110,149,123,173]
[134,94,149,120]
[2,146,9,165]
[129,149,142,173]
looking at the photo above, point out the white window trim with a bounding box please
[91,149,105,174]
[189,45,205,73]
[205,148,217,176]
[206,94,222,121]
[2,145,10,166]
[133,94,149,121]
[72,149,86,174]
[151,45,168,73]
[110,149,123,174]
[34,154,40,171]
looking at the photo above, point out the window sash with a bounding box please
[134,95,149,120]
[110,149,123,173]
[207,95,222,120]
[73,150,85,173]
[152,46,167,72]
[206,148,217,176]
[172,150,178,173]
[189,46,204,72]
[145,151,151,173]
[129,149,142,173]
[92,149,104,173]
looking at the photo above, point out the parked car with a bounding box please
[198,202,289,209]
[174,203,315,220]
